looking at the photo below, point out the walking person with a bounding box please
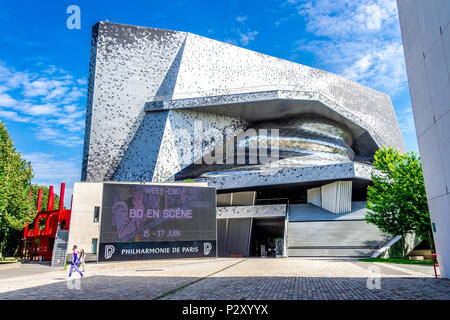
[68,245,83,278]
[78,249,86,273]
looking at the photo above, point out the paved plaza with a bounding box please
[0,258,448,300]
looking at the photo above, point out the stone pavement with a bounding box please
[0,262,52,280]
[0,258,448,300]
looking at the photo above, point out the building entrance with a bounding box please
[250,218,285,257]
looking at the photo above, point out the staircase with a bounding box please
[287,202,393,258]
[51,228,69,267]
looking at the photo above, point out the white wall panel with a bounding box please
[307,187,321,207]
[398,0,450,278]
[321,181,352,214]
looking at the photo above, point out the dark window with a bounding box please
[94,206,100,222]
[91,238,98,254]
[47,238,55,250]
[61,220,66,229]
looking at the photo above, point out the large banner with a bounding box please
[98,183,216,262]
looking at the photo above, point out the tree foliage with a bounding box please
[365,147,431,257]
[29,184,61,212]
[0,121,34,257]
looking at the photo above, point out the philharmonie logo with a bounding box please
[104,245,115,259]
[203,242,212,256]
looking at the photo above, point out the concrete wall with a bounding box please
[397,0,450,278]
[376,233,422,259]
[223,218,252,257]
[288,220,390,257]
[216,192,256,206]
[217,204,286,219]
[217,193,232,206]
[67,182,103,257]
[307,187,321,207]
[198,162,372,190]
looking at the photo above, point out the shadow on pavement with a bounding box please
[0,275,449,300]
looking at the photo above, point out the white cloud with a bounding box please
[45,86,70,100]
[22,78,72,98]
[0,110,32,123]
[63,104,77,113]
[226,15,259,47]
[76,78,87,85]
[25,152,80,182]
[23,152,81,207]
[239,30,259,46]
[35,126,60,139]
[34,125,83,146]
[0,93,17,107]
[6,72,29,89]
[275,13,296,27]
[0,60,86,147]
[366,4,382,30]
[397,107,416,134]
[290,0,406,96]
[22,79,52,97]
[61,87,85,103]
[43,65,68,75]
[296,0,398,37]
[0,62,85,204]
[26,103,58,116]
[225,38,239,46]
[236,16,248,23]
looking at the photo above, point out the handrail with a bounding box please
[255,197,289,205]
[432,253,439,279]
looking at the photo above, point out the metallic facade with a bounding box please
[82,21,406,187]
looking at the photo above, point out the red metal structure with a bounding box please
[432,253,439,279]
[21,183,72,261]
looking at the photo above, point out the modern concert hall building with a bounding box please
[70,21,408,260]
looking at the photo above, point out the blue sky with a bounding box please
[0,0,417,204]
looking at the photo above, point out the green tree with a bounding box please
[365,147,432,258]
[0,185,63,258]
[0,121,34,259]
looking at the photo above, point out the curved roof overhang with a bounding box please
[145,90,386,159]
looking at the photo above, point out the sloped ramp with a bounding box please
[287,202,392,257]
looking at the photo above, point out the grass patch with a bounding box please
[359,258,434,265]
[0,257,19,264]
